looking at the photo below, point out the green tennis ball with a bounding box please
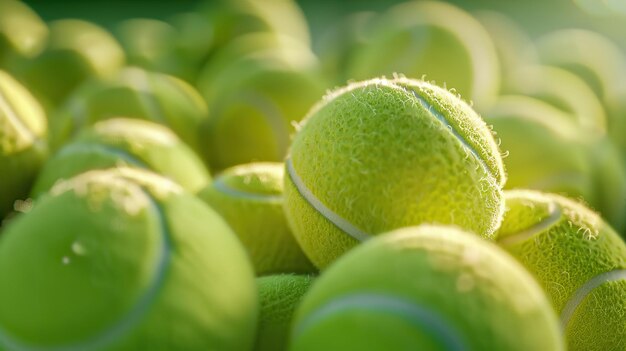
[197,38,326,171]
[32,118,211,197]
[0,167,257,350]
[10,19,125,110]
[348,1,500,110]
[51,67,209,154]
[0,0,48,67]
[284,77,506,269]
[199,162,314,275]
[114,19,178,74]
[507,65,607,136]
[290,225,564,351]
[496,190,626,351]
[256,274,314,351]
[0,70,48,219]
[485,95,594,201]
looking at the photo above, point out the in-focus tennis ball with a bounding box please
[284,77,506,268]
[32,118,211,197]
[0,167,257,350]
[199,162,314,275]
[51,67,209,155]
[0,70,48,219]
[0,0,48,67]
[197,37,326,171]
[290,225,564,351]
[496,190,626,351]
[10,19,125,110]
[485,95,594,201]
[507,65,607,136]
[256,274,314,351]
[348,1,500,110]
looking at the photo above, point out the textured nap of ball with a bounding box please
[197,40,326,171]
[0,167,257,350]
[347,1,500,110]
[10,19,125,110]
[0,70,48,219]
[32,118,211,197]
[507,65,607,136]
[496,190,626,351]
[0,0,48,67]
[198,162,315,275]
[290,226,563,351]
[51,67,209,154]
[485,95,595,204]
[256,274,314,351]
[284,77,506,269]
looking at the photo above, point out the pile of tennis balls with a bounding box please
[0,0,625,350]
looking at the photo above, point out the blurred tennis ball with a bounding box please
[199,162,314,275]
[290,225,564,351]
[507,65,607,136]
[347,1,500,110]
[51,67,209,157]
[0,167,257,350]
[197,34,326,171]
[0,70,47,219]
[496,190,626,351]
[32,118,211,197]
[0,0,48,68]
[10,19,125,110]
[256,274,315,351]
[284,77,506,268]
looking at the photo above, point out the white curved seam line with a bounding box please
[286,157,371,242]
[294,293,466,351]
[240,91,290,159]
[0,191,171,351]
[408,90,494,181]
[560,269,626,331]
[498,203,561,246]
[0,91,35,144]
[213,177,282,203]
[133,70,166,124]
[56,143,150,169]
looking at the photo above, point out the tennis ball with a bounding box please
[0,0,48,68]
[507,65,607,136]
[51,67,208,155]
[290,225,564,351]
[197,39,326,171]
[496,190,626,351]
[256,274,314,351]
[284,77,506,269]
[32,118,211,197]
[485,95,594,202]
[114,19,178,74]
[10,19,125,110]
[0,70,48,219]
[348,1,500,110]
[199,162,314,275]
[0,167,257,350]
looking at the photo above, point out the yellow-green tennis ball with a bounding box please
[0,167,257,350]
[256,274,314,351]
[32,118,211,197]
[485,95,594,201]
[0,0,48,67]
[290,225,564,351]
[197,39,326,171]
[114,19,177,74]
[0,70,48,219]
[507,65,607,136]
[51,67,208,154]
[348,1,500,110]
[10,19,125,110]
[496,190,626,351]
[199,162,314,275]
[284,77,506,269]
